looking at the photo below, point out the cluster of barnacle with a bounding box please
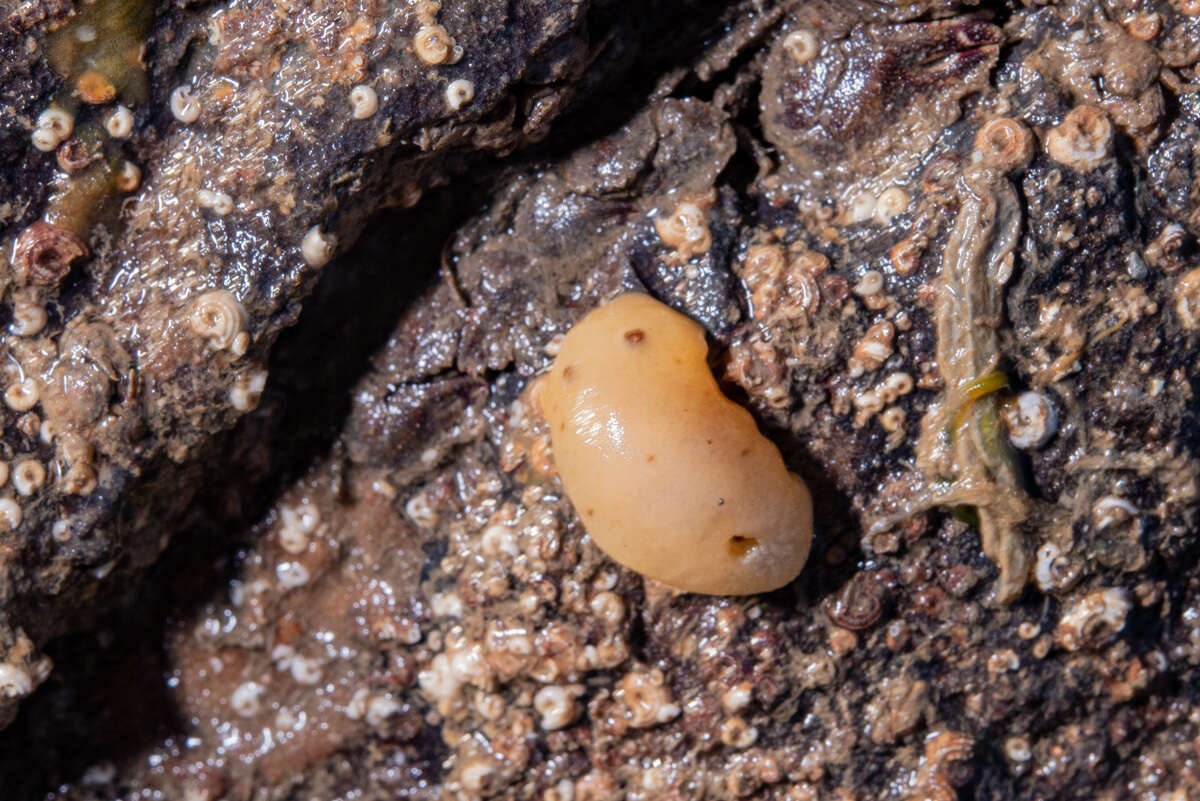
[409,0,475,111]
[392,391,813,797]
[738,242,825,324]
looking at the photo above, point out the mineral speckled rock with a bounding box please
[5,0,1200,799]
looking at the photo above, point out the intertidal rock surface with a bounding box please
[0,0,736,729]
[4,0,1200,799]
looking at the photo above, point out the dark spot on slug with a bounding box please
[623,329,645,343]
[562,365,576,379]
[727,535,758,558]
[646,454,655,462]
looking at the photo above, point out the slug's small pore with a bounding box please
[537,292,814,595]
[727,536,758,558]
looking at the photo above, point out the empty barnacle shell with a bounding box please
[974,117,1033,171]
[12,222,89,286]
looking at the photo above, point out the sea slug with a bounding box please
[536,293,813,595]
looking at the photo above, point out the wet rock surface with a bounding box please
[4,0,1200,799]
[0,0,735,728]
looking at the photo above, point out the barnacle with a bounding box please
[349,84,378,119]
[414,24,454,65]
[1045,106,1113,173]
[654,194,714,261]
[445,79,475,111]
[190,290,248,353]
[973,117,1033,171]
[12,222,88,286]
[301,226,336,267]
[31,108,73,152]
[1055,588,1131,651]
[536,293,813,595]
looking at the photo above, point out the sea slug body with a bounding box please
[536,292,813,595]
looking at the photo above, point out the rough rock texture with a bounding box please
[5,0,1200,799]
[0,0,739,728]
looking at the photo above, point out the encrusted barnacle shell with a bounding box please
[12,222,89,286]
[1045,106,1113,173]
[973,117,1033,171]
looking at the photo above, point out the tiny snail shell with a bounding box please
[536,293,813,595]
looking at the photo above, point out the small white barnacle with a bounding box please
[301,225,336,267]
[190,289,247,353]
[10,298,47,337]
[12,460,45,496]
[229,369,268,412]
[1092,496,1138,531]
[445,78,475,111]
[654,198,713,261]
[31,107,73,152]
[230,681,264,716]
[276,560,310,589]
[1033,542,1081,593]
[533,685,583,730]
[1045,106,1112,173]
[4,377,39,412]
[480,523,518,557]
[874,187,910,224]
[365,694,401,726]
[0,498,20,530]
[0,664,32,698]
[170,85,202,124]
[349,84,379,119]
[782,29,819,63]
[289,654,322,685]
[104,105,134,139]
[615,668,679,728]
[196,188,234,216]
[1001,391,1057,450]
